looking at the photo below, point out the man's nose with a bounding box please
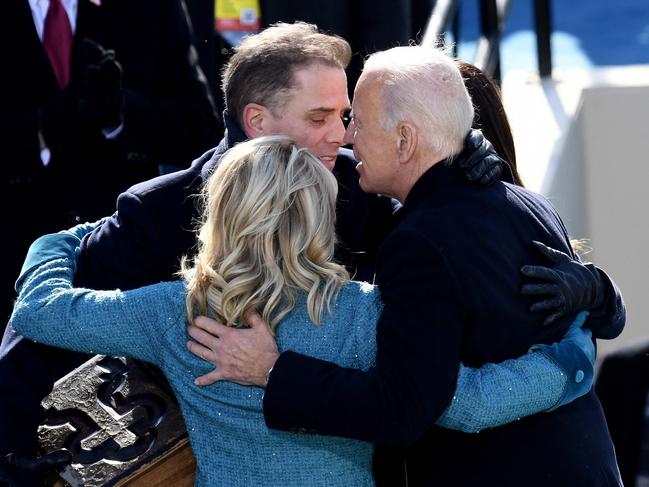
[327,116,347,146]
[343,120,355,146]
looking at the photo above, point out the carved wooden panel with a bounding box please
[39,355,196,486]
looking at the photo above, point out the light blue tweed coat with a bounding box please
[11,232,570,486]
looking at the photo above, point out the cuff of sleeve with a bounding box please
[529,342,593,412]
[102,120,124,139]
[262,350,329,433]
[262,351,296,429]
[15,233,81,292]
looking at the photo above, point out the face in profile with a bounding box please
[263,64,350,171]
[344,74,400,197]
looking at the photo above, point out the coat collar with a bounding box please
[200,112,248,180]
[398,158,458,217]
[398,144,497,220]
[222,111,248,149]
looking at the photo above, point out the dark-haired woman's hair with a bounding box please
[457,61,524,186]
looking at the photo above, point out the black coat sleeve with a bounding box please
[73,164,206,291]
[75,194,166,290]
[549,202,626,340]
[263,229,465,447]
[585,267,626,340]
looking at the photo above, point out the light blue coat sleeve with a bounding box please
[10,232,182,366]
[436,353,566,432]
[438,311,594,432]
[354,286,574,434]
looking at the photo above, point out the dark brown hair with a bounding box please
[222,22,352,127]
[457,61,524,186]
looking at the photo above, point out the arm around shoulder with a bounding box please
[437,311,595,432]
[265,231,464,447]
[12,225,180,365]
[436,352,566,433]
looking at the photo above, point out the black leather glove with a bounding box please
[456,129,506,185]
[39,39,123,144]
[521,240,606,326]
[0,450,71,487]
[77,38,124,131]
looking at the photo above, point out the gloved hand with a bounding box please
[39,38,123,143]
[77,38,124,131]
[530,311,595,410]
[456,129,506,185]
[521,241,606,326]
[0,450,71,487]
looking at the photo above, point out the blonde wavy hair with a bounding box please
[180,136,350,331]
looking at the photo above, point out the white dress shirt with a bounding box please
[28,0,78,40]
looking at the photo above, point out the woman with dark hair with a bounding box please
[457,60,524,186]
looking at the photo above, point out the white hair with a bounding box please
[362,46,474,159]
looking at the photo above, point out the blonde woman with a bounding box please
[11,136,593,486]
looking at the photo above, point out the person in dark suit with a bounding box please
[0,0,221,327]
[0,22,478,485]
[192,45,626,486]
[596,339,649,486]
[0,22,619,486]
[457,60,524,186]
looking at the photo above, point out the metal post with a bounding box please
[421,0,459,48]
[479,0,501,81]
[451,3,461,58]
[534,0,553,78]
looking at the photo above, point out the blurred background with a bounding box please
[442,0,649,359]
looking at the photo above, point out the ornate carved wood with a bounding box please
[39,355,196,486]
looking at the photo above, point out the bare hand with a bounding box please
[186,310,279,387]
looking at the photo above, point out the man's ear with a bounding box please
[396,122,417,164]
[242,103,271,138]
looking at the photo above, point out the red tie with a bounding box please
[43,0,73,89]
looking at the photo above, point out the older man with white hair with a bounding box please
[182,45,625,486]
[349,47,475,201]
[302,45,621,485]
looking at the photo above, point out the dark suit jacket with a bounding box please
[596,339,649,486]
[1,0,220,326]
[263,161,621,486]
[2,0,220,206]
[0,115,396,455]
